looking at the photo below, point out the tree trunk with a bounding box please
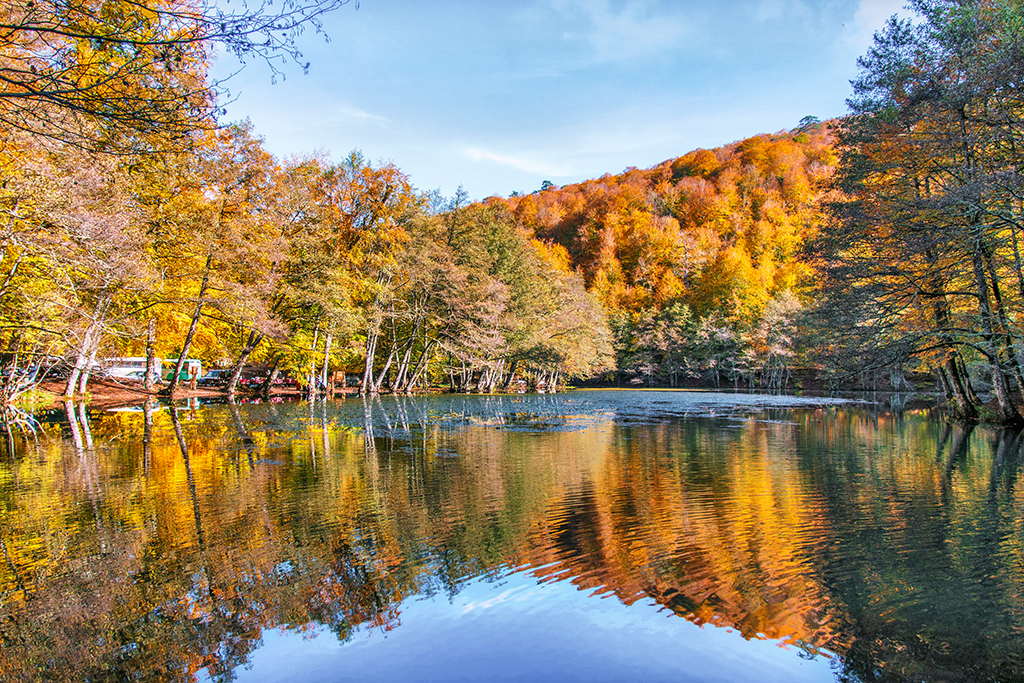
[971,233,1020,423]
[227,330,265,397]
[957,354,982,406]
[64,325,99,399]
[145,319,157,392]
[76,338,100,394]
[360,327,379,396]
[64,294,112,398]
[406,340,436,394]
[927,263,974,416]
[391,338,415,393]
[1011,226,1024,302]
[259,359,281,398]
[321,331,333,398]
[308,322,320,400]
[502,359,519,391]
[943,356,977,419]
[373,345,398,394]
[166,252,213,396]
[981,242,1024,395]
[360,271,392,395]
[935,364,952,399]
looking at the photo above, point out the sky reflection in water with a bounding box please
[234,568,835,683]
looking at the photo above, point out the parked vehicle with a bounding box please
[125,369,163,383]
[197,369,230,387]
[102,357,162,380]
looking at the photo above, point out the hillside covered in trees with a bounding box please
[492,121,835,391]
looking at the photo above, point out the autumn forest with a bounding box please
[3,0,1024,422]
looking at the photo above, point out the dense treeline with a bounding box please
[0,125,611,402]
[815,0,1024,423]
[3,117,839,404]
[10,0,1024,422]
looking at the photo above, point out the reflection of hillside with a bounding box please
[0,401,1023,681]
[498,410,1024,682]
[519,417,844,653]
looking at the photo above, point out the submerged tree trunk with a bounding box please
[391,337,417,394]
[373,345,398,394]
[76,340,100,394]
[64,295,112,398]
[406,340,436,394]
[360,327,379,395]
[502,359,519,391]
[65,325,100,399]
[308,322,320,400]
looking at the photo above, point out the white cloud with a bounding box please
[545,0,690,63]
[325,104,391,126]
[460,585,547,613]
[464,147,577,178]
[850,0,907,45]
[253,103,392,138]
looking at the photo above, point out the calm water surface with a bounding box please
[1,390,1023,682]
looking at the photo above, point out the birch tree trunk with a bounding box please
[144,319,156,392]
[321,331,333,396]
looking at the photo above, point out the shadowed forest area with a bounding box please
[3,0,1024,422]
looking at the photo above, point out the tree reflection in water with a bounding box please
[0,393,1022,682]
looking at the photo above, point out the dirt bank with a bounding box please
[34,377,325,409]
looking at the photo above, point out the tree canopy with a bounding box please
[0,0,355,150]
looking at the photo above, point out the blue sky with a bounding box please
[213,0,906,201]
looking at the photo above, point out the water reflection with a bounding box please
[0,393,1022,682]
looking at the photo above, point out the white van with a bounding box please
[103,357,162,380]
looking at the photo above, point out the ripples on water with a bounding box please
[0,390,1022,682]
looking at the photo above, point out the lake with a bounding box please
[1,390,1022,682]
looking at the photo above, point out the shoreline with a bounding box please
[31,377,358,410]
[27,376,944,413]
